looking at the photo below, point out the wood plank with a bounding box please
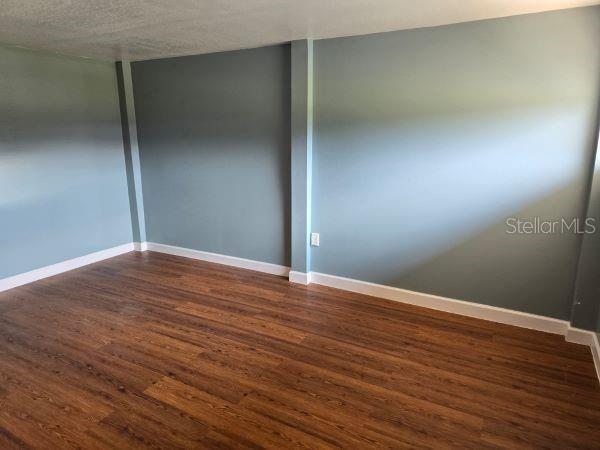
[0,250,598,448]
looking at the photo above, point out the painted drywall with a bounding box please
[290,40,314,273]
[0,45,132,279]
[312,6,600,319]
[571,117,600,330]
[116,61,146,243]
[132,45,291,266]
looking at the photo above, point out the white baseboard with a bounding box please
[133,241,148,252]
[143,242,290,277]
[309,271,569,335]
[592,333,600,382]
[565,327,596,345]
[289,271,311,285]
[0,243,134,293]
[566,327,600,382]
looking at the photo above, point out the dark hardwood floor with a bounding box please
[0,251,599,449]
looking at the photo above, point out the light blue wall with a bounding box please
[0,45,133,279]
[312,7,600,319]
[132,45,291,266]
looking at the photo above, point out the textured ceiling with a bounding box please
[1,0,599,61]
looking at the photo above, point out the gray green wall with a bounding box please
[0,45,132,279]
[312,7,600,319]
[572,122,600,330]
[132,45,291,266]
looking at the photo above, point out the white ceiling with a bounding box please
[1,0,599,61]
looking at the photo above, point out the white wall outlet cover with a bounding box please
[311,232,320,246]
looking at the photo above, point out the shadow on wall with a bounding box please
[313,107,596,320]
[389,180,588,320]
[317,148,590,317]
[312,7,600,320]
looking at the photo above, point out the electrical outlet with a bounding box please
[310,232,320,247]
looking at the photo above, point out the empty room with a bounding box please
[2,0,600,448]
